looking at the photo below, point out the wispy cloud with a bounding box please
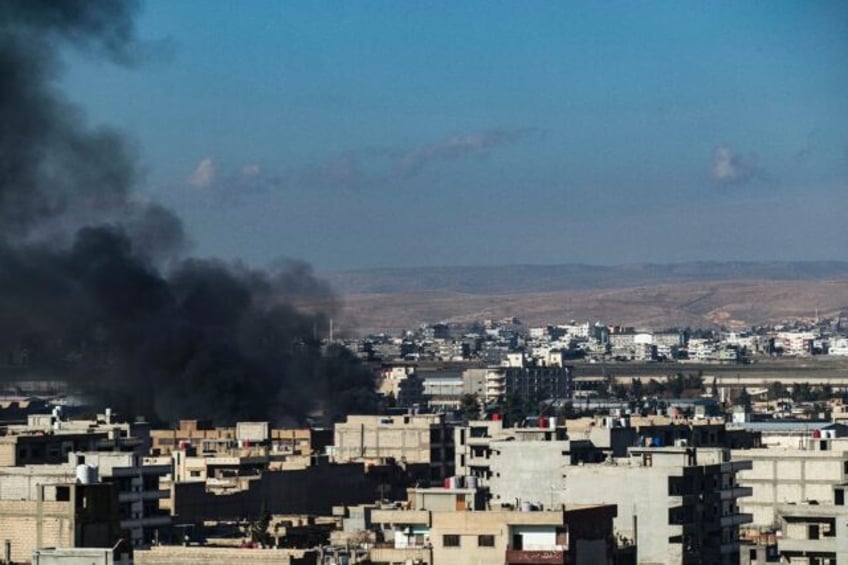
[299,151,382,190]
[189,156,215,187]
[395,128,541,177]
[183,128,543,199]
[300,127,542,189]
[711,145,759,185]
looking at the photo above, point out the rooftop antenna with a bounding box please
[329,318,334,342]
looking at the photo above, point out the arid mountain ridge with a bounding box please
[324,262,848,336]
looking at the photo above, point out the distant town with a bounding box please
[3,312,848,564]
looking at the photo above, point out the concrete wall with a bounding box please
[488,440,572,508]
[333,415,445,464]
[733,447,848,527]
[134,546,317,564]
[563,465,679,565]
[0,499,73,563]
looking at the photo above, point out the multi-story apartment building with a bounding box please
[150,419,331,458]
[0,411,171,548]
[481,361,573,405]
[486,442,752,565]
[333,414,454,485]
[732,436,848,528]
[0,479,123,563]
[367,485,617,565]
[775,495,848,564]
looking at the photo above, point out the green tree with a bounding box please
[460,394,481,422]
[504,392,529,427]
[735,388,752,409]
[630,378,643,400]
[768,381,787,400]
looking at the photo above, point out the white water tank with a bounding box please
[75,464,99,485]
[466,476,478,490]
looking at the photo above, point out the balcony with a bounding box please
[778,536,838,555]
[505,549,567,564]
[720,513,753,527]
[719,486,753,500]
[721,460,752,473]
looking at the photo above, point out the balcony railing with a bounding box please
[505,549,567,564]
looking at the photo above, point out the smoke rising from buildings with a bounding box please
[0,0,378,425]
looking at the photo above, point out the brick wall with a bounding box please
[0,500,72,563]
[134,546,318,564]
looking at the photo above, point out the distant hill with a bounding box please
[322,262,848,336]
[324,261,848,295]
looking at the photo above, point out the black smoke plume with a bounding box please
[0,0,378,425]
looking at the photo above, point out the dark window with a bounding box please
[809,524,820,540]
[478,535,495,547]
[55,486,70,501]
[443,534,460,547]
[836,489,845,506]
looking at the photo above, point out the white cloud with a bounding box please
[189,157,215,187]
[240,163,261,178]
[711,145,758,185]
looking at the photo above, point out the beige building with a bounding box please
[0,481,121,563]
[775,497,848,564]
[733,436,848,528]
[150,419,328,458]
[369,490,616,565]
[491,445,752,565]
[333,414,454,485]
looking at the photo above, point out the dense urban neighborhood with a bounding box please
[3,313,848,564]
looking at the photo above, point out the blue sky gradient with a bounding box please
[60,1,848,270]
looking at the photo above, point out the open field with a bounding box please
[336,279,848,337]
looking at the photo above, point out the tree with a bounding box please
[504,392,529,427]
[735,388,752,409]
[630,378,643,400]
[767,381,787,401]
[247,499,272,547]
[460,394,481,422]
[556,402,577,419]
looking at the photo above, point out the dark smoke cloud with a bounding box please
[0,1,378,425]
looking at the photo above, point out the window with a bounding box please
[836,489,845,506]
[443,534,460,547]
[809,524,820,540]
[478,535,495,547]
[56,486,70,502]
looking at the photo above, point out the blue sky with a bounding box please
[60,1,848,270]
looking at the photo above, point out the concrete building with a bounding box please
[0,411,170,548]
[483,362,573,405]
[775,498,848,564]
[368,489,617,565]
[487,443,752,565]
[169,459,381,523]
[0,451,170,548]
[732,436,848,528]
[150,419,330,459]
[333,414,454,485]
[0,414,140,467]
[0,480,122,563]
